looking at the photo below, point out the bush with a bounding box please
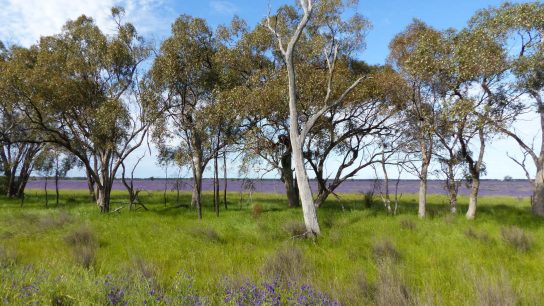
[189,226,223,243]
[64,226,97,268]
[465,228,492,243]
[363,191,374,208]
[501,226,533,252]
[251,203,264,219]
[283,220,307,237]
[399,219,416,230]
[262,245,307,283]
[373,239,401,263]
[375,260,411,306]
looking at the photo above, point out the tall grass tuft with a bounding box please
[64,226,97,269]
[262,245,307,283]
[283,220,307,237]
[375,260,411,306]
[501,226,533,252]
[373,239,401,263]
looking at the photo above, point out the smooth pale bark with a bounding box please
[286,52,321,235]
[269,0,321,235]
[466,176,480,220]
[191,155,204,219]
[418,154,431,219]
[533,166,544,216]
[533,107,544,216]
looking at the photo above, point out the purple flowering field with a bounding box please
[26,178,533,197]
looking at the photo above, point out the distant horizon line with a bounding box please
[27,176,529,182]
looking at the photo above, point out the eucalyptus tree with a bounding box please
[0,43,44,198]
[303,65,404,207]
[388,20,445,218]
[148,16,246,219]
[469,2,544,216]
[264,0,371,235]
[3,8,152,212]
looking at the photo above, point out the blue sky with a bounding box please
[0,0,538,179]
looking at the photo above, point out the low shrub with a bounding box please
[373,239,401,263]
[399,219,416,230]
[251,203,264,219]
[465,228,492,243]
[501,226,533,252]
[262,245,307,283]
[64,226,97,268]
[283,220,307,237]
[189,226,223,243]
[375,260,411,306]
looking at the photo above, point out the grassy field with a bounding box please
[0,189,542,305]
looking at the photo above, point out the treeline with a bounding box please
[0,1,542,236]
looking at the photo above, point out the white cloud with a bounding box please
[210,0,238,15]
[0,0,173,47]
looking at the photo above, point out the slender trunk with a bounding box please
[446,164,457,214]
[55,171,59,206]
[164,167,168,207]
[418,159,430,218]
[214,152,219,217]
[86,169,96,202]
[223,150,228,210]
[191,160,203,219]
[381,157,391,214]
[466,175,480,220]
[314,191,330,208]
[44,175,49,207]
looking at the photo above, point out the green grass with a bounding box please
[0,189,542,305]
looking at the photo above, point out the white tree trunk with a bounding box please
[418,159,430,218]
[466,177,480,220]
[532,166,544,216]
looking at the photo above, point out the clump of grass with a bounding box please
[51,294,75,306]
[363,191,374,208]
[373,239,401,263]
[38,211,73,231]
[131,256,157,281]
[465,228,492,243]
[64,226,97,269]
[501,226,533,252]
[399,219,416,230]
[283,220,307,238]
[0,245,17,267]
[189,226,223,243]
[340,270,375,304]
[322,215,335,228]
[251,203,264,219]
[473,270,517,306]
[262,245,307,283]
[375,260,411,306]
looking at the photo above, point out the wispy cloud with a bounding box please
[0,0,173,47]
[209,0,238,15]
